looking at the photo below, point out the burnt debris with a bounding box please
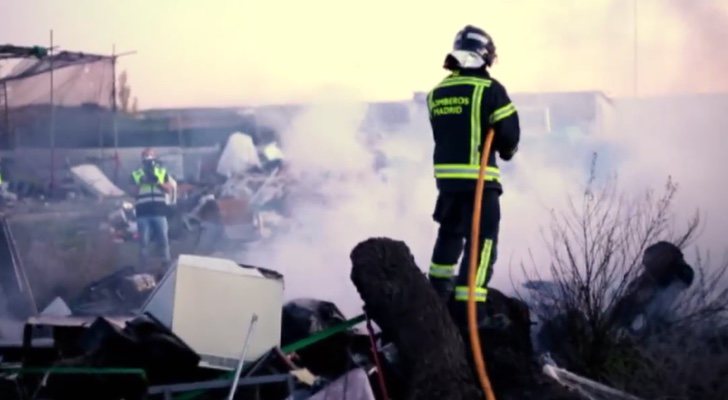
[350,237,482,400]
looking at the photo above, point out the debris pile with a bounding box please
[71,265,157,315]
[350,237,582,400]
[41,314,201,399]
[1,130,291,260]
[0,253,386,399]
[1,234,688,399]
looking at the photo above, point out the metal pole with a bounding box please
[49,29,55,194]
[633,0,638,97]
[227,313,259,400]
[98,107,104,160]
[2,82,10,148]
[177,113,182,147]
[112,44,119,183]
[111,45,117,114]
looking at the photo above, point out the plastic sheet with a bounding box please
[216,132,261,177]
[70,164,126,197]
[287,368,375,400]
[281,298,348,347]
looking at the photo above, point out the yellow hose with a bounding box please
[467,127,497,400]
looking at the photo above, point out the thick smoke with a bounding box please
[232,1,728,316]
[236,86,601,315]
[237,88,727,318]
[238,88,438,317]
[606,95,728,258]
[665,0,728,93]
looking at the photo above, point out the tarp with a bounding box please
[281,298,348,347]
[310,368,375,400]
[69,164,126,197]
[286,368,375,400]
[216,132,261,177]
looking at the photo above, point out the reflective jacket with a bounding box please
[131,166,170,216]
[427,69,520,193]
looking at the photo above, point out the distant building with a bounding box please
[511,91,614,137]
[2,90,614,149]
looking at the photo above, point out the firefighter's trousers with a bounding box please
[428,189,500,305]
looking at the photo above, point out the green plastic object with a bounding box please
[281,314,365,354]
[0,366,147,379]
[174,313,366,400]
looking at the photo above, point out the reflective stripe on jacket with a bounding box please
[427,69,520,192]
[131,166,169,206]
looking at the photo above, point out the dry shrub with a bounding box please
[518,155,728,399]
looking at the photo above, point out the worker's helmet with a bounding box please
[445,25,497,70]
[141,148,156,160]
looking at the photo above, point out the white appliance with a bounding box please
[141,254,284,370]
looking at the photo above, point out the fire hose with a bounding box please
[467,127,497,400]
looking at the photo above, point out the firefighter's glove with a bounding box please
[499,145,517,161]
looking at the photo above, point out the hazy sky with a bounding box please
[2,0,727,108]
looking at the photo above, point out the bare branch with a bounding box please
[518,159,727,398]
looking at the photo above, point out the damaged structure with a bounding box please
[3,40,721,400]
[3,233,675,399]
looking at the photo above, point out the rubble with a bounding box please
[280,298,363,379]
[106,201,137,242]
[281,298,348,347]
[450,288,534,395]
[350,237,584,400]
[71,265,156,316]
[216,132,262,177]
[1,141,686,400]
[40,314,199,400]
[0,243,660,399]
[286,368,375,400]
[160,131,292,254]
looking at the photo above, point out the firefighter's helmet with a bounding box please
[141,148,156,160]
[445,25,497,69]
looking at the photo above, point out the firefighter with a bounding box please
[426,25,520,311]
[131,148,175,270]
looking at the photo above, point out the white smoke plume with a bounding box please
[234,1,728,317]
[236,85,727,318]
[238,88,438,317]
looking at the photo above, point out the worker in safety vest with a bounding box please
[131,148,175,269]
[426,25,520,309]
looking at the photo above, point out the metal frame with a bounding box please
[147,373,295,400]
[0,34,135,190]
[0,217,36,317]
